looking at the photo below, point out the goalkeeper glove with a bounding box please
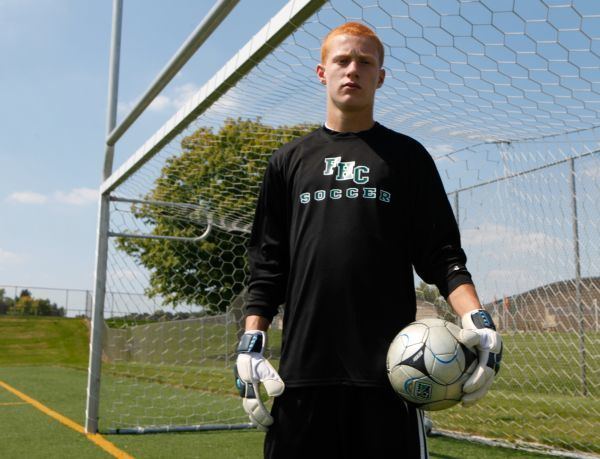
[458,309,503,407]
[234,330,284,431]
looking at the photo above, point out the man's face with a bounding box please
[317,34,385,114]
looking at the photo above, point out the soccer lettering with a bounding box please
[299,187,392,204]
[363,187,376,199]
[300,157,391,205]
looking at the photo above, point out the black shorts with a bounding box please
[264,385,429,459]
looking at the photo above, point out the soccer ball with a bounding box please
[386,317,478,411]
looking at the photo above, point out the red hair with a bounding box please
[321,22,384,67]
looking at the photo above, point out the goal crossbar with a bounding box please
[100,0,327,196]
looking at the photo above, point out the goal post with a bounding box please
[86,0,327,435]
[85,0,123,435]
[88,0,600,456]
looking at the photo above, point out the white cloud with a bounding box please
[463,223,566,255]
[172,83,200,109]
[476,267,548,304]
[6,188,97,206]
[0,248,24,265]
[120,83,201,115]
[214,90,245,113]
[428,144,456,156]
[6,191,48,204]
[148,94,171,112]
[117,100,136,117]
[581,162,600,179]
[484,268,544,288]
[53,188,97,205]
[110,269,138,281]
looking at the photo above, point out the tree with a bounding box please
[8,289,65,317]
[416,281,454,321]
[117,118,317,314]
[11,291,34,315]
[0,289,13,315]
[416,281,440,303]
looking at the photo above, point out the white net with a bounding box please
[96,0,599,454]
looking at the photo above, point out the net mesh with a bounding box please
[97,0,599,453]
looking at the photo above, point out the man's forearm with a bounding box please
[245,314,271,332]
[447,283,482,317]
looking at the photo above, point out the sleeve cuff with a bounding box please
[244,304,279,321]
[445,272,474,299]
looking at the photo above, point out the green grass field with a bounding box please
[0,316,594,458]
[100,320,600,454]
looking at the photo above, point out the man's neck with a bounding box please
[325,108,375,133]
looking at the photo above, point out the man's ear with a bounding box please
[377,68,385,88]
[316,63,326,85]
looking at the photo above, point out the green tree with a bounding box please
[416,281,454,321]
[34,298,65,317]
[10,290,35,315]
[416,281,440,303]
[0,288,13,315]
[117,118,317,314]
[8,289,65,317]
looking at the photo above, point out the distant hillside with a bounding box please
[0,316,89,367]
[485,276,600,332]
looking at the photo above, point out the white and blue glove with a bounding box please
[234,330,285,431]
[458,309,503,407]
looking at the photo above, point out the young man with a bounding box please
[235,22,502,458]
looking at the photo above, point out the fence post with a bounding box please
[454,191,459,229]
[455,191,463,327]
[570,157,587,396]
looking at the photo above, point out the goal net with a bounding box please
[92,0,599,455]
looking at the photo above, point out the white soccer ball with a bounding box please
[386,317,478,411]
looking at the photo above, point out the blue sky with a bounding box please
[1,0,598,308]
[0,0,289,290]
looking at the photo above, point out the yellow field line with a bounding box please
[0,401,27,406]
[0,380,134,459]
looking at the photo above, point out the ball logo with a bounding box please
[412,350,423,363]
[414,381,432,400]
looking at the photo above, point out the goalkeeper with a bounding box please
[235,21,502,459]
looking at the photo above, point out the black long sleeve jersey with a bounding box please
[245,121,473,388]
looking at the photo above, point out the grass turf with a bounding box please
[0,316,89,367]
[0,316,596,457]
[99,321,600,453]
[0,365,557,459]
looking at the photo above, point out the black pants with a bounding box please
[264,385,428,459]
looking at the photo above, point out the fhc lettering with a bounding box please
[298,156,392,204]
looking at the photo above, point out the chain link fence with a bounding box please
[89,0,600,454]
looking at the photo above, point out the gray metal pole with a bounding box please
[454,191,459,230]
[453,191,461,326]
[570,157,587,397]
[106,0,239,148]
[225,309,229,368]
[85,0,123,434]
